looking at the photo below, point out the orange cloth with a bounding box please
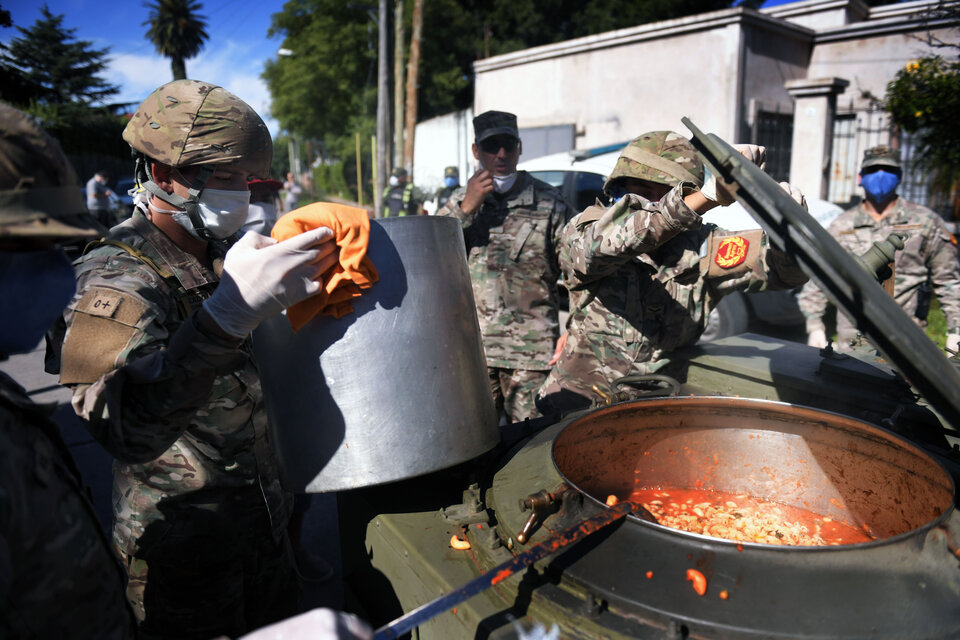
[271,202,378,331]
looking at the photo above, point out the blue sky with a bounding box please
[2,0,796,137]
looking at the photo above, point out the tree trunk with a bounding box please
[402,0,423,173]
[393,0,405,170]
[172,57,186,81]
[375,0,390,217]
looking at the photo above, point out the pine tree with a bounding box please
[0,4,117,107]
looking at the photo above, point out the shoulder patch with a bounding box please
[60,287,150,385]
[705,230,762,278]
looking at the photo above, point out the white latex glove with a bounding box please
[946,332,960,354]
[203,229,338,338]
[778,181,808,212]
[238,608,372,640]
[701,144,767,206]
[807,328,828,349]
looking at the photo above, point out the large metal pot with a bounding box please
[552,396,953,539]
[252,216,499,492]
[485,397,960,638]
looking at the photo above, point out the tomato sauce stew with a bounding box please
[629,487,876,546]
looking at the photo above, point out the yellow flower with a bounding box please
[915,110,923,118]
[906,60,920,72]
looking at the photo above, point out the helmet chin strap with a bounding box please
[135,155,216,240]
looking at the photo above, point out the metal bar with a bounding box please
[373,501,635,640]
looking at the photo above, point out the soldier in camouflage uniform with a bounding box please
[0,103,137,638]
[437,110,572,422]
[47,80,341,639]
[536,131,809,414]
[797,145,960,352]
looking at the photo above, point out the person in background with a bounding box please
[383,167,420,217]
[47,80,341,639]
[437,110,572,422]
[243,178,283,236]
[797,145,960,353]
[284,171,303,212]
[86,168,115,229]
[536,131,809,415]
[434,165,460,211]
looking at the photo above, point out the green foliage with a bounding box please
[885,56,960,196]
[0,5,127,169]
[0,5,117,107]
[927,296,947,349]
[144,0,209,80]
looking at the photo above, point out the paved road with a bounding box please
[1,342,344,612]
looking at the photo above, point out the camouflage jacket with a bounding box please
[546,188,807,404]
[437,171,571,369]
[797,198,960,344]
[50,209,291,557]
[0,372,137,638]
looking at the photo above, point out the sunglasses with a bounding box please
[478,136,519,154]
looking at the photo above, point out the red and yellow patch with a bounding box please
[714,236,749,269]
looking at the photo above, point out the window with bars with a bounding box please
[754,111,793,184]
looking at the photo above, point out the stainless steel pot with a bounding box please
[552,397,953,539]
[252,216,499,492]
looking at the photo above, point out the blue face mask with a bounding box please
[861,170,900,204]
[0,248,77,356]
[443,176,458,188]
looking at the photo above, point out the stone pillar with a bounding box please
[785,77,849,200]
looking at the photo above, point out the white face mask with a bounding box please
[388,176,400,187]
[493,173,517,194]
[167,188,251,240]
[243,202,279,236]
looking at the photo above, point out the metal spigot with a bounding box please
[857,232,906,283]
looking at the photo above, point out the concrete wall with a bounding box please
[740,19,812,135]
[810,26,957,113]
[412,108,473,198]
[763,0,868,30]
[473,10,753,149]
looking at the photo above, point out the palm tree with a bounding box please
[144,0,209,81]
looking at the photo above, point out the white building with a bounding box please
[415,0,959,211]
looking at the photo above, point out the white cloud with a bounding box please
[107,39,281,138]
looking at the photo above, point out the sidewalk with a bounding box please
[1,343,344,611]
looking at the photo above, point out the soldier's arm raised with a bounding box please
[561,185,701,287]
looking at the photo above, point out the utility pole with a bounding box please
[375,0,389,217]
[403,0,423,172]
[393,0,404,170]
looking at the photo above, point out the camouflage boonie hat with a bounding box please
[473,110,519,143]
[861,145,902,171]
[123,79,272,178]
[0,102,98,239]
[604,131,704,194]
[444,166,459,178]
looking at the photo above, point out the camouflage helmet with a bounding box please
[604,131,704,195]
[0,102,99,239]
[123,79,272,179]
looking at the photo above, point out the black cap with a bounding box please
[391,167,408,179]
[473,110,519,143]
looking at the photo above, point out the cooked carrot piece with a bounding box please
[686,569,707,596]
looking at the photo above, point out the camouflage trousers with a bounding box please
[118,492,300,640]
[489,367,548,423]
